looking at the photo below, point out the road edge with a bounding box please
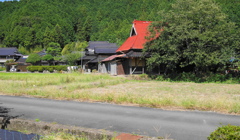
[4,118,170,140]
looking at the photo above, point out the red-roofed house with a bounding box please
[101,20,152,75]
[116,20,152,53]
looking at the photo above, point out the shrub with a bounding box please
[55,66,61,71]
[42,66,48,71]
[139,73,149,80]
[208,125,240,140]
[205,73,226,83]
[48,67,54,73]
[0,67,6,71]
[60,66,68,71]
[27,66,38,72]
[155,75,165,81]
[26,66,31,72]
[151,72,240,84]
[175,72,201,82]
[5,59,15,63]
[43,66,50,72]
[38,67,44,72]
[55,66,68,71]
[27,66,68,72]
[92,69,98,73]
[34,66,40,72]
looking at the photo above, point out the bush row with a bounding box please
[150,72,240,83]
[27,66,68,72]
[208,125,240,140]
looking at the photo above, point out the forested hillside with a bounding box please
[0,0,239,54]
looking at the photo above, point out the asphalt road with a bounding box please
[0,95,239,140]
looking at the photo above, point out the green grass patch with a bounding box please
[0,73,239,114]
[0,67,5,71]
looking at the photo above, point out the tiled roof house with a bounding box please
[101,20,152,75]
[0,47,22,66]
[79,41,119,72]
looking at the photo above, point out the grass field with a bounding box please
[0,72,239,114]
[40,132,113,140]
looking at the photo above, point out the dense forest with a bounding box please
[0,0,239,54]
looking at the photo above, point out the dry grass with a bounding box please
[40,132,91,140]
[0,73,239,114]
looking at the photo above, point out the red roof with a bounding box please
[116,20,152,52]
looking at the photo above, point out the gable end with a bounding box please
[130,25,137,36]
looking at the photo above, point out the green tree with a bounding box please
[46,42,62,65]
[0,0,239,51]
[61,43,74,55]
[43,27,53,47]
[46,42,61,57]
[144,0,240,74]
[26,53,41,65]
[18,45,30,55]
[61,41,87,55]
[52,24,64,47]
[42,54,54,61]
[78,16,92,41]
[62,52,82,65]
[216,0,240,27]
[61,41,87,65]
[74,41,88,51]
[42,54,54,65]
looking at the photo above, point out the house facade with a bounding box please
[79,41,119,72]
[0,47,22,67]
[101,20,152,75]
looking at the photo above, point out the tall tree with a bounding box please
[144,0,240,74]
[43,27,53,47]
[26,53,41,65]
[78,16,92,42]
[52,24,64,47]
[46,42,61,57]
[62,52,82,65]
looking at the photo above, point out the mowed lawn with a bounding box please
[0,72,239,114]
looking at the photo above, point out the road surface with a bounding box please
[0,95,239,140]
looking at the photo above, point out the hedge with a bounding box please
[27,66,68,73]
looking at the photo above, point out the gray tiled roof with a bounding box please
[94,47,118,54]
[0,48,22,56]
[16,56,28,63]
[81,55,97,60]
[126,50,144,57]
[87,41,118,50]
[89,56,109,63]
[87,41,110,49]
[125,50,150,58]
